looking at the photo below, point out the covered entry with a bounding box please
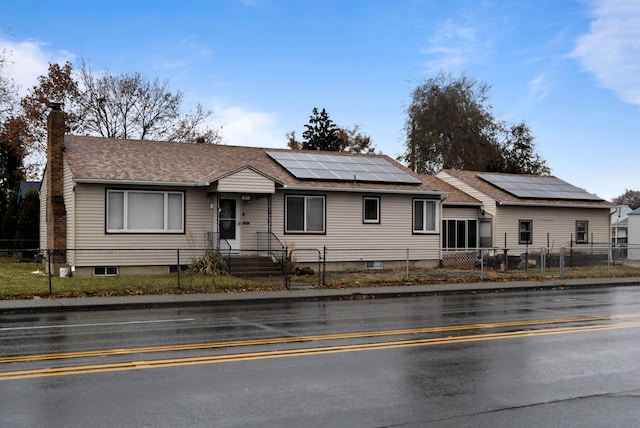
[209,166,281,251]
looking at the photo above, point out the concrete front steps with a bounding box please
[228,256,283,278]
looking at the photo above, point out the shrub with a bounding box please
[190,251,228,276]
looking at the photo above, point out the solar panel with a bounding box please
[477,173,603,201]
[266,151,422,184]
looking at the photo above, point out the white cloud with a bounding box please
[214,105,287,148]
[572,0,640,105]
[0,38,74,97]
[419,18,490,73]
[528,73,550,101]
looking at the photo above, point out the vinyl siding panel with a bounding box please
[39,177,47,249]
[628,214,640,260]
[437,172,497,215]
[443,206,478,219]
[217,169,275,193]
[241,196,270,248]
[63,162,74,255]
[71,184,213,266]
[495,205,611,249]
[270,191,441,262]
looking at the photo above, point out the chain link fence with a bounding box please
[1,244,639,298]
[318,244,640,285]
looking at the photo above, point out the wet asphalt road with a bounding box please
[2,286,640,427]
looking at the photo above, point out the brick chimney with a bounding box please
[46,103,67,266]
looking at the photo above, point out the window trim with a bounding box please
[106,189,185,234]
[576,220,589,244]
[284,194,326,234]
[363,196,380,224]
[93,266,119,276]
[412,199,439,234]
[519,219,533,244]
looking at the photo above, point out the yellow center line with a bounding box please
[2,320,640,381]
[2,312,639,364]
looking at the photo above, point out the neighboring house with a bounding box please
[436,169,612,251]
[40,104,447,276]
[17,181,40,203]
[628,208,640,261]
[611,205,632,246]
[436,179,482,250]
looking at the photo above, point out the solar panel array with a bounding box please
[477,173,603,201]
[266,151,422,184]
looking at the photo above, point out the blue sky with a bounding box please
[1,0,638,201]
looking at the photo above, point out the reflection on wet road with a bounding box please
[2,285,640,427]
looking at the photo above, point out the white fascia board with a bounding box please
[497,201,611,209]
[281,185,444,197]
[73,178,208,187]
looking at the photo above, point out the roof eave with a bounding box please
[497,201,610,209]
[73,178,208,187]
[442,201,482,207]
[282,184,444,196]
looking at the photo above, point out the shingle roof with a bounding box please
[63,135,443,195]
[440,169,612,207]
[428,176,480,204]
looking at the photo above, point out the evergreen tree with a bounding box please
[15,190,39,247]
[301,108,340,151]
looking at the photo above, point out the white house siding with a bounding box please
[268,191,441,263]
[39,177,47,250]
[70,183,213,267]
[494,205,610,250]
[437,172,497,215]
[442,206,478,219]
[217,169,275,193]
[240,196,270,249]
[63,162,74,264]
[628,212,640,260]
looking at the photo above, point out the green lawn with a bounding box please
[1,255,639,299]
[0,257,285,299]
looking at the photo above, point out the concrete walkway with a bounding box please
[1,276,639,314]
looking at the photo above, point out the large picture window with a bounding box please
[107,190,184,233]
[413,199,439,233]
[285,195,325,233]
[442,219,478,249]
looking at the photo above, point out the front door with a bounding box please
[219,198,241,250]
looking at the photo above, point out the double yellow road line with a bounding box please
[2,313,640,380]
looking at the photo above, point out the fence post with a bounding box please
[540,247,546,279]
[570,236,574,267]
[47,248,52,295]
[405,248,409,282]
[559,247,565,278]
[322,246,327,286]
[480,248,484,280]
[177,249,181,289]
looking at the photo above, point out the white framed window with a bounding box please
[362,196,380,224]
[519,220,532,244]
[93,266,119,276]
[107,190,184,233]
[413,199,439,234]
[576,220,589,243]
[363,197,380,224]
[285,195,325,233]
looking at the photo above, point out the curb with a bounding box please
[1,277,639,315]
